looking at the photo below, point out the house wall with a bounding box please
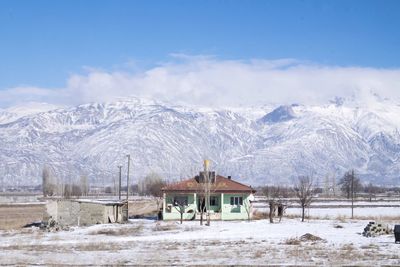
[163,193,197,220]
[221,193,251,220]
[162,192,252,221]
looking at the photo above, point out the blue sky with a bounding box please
[1,0,400,107]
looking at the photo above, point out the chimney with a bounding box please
[228,176,231,180]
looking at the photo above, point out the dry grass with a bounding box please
[360,243,379,250]
[153,222,177,231]
[352,215,400,222]
[89,224,143,236]
[252,211,267,220]
[300,233,325,242]
[0,204,45,230]
[253,250,265,258]
[285,214,301,219]
[284,237,301,245]
[335,214,347,223]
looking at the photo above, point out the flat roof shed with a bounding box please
[45,199,128,226]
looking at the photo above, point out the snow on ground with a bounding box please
[285,207,400,219]
[0,218,399,266]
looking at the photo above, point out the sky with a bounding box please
[1,0,400,108]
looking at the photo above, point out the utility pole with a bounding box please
[126,154,131,220]
[204,159,211,226]
[351,169,354,219]
[118,165,122,200]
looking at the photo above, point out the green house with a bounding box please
[162,173,256,221]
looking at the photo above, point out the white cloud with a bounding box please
[1,55,400,108]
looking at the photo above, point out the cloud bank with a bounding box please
[1,55,400,108]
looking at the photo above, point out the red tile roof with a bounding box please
[162,175,256,193]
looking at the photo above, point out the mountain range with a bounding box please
[1,96,400,188]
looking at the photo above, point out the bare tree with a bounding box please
[139,172,163,195]
[42,166,56,197]
[80,175,89,196]
[338,170,362,199]
[262,186,283,223]
[195,170,217,226]
[143,173,166,219]
[63,184,72,199]
[105,186,113,194]
[294,176,314,222]
[71,184,82,197]
[243,193,255,221]
[173,196,187,224]
[364,183,382,201]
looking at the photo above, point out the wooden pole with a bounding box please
[126,155,130,220]
[351,170,354,219]
[204,160,211,226]
[118,165,122,200]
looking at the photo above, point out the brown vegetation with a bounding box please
[0,204,45,230]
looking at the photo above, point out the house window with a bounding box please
[210,196,218,206]
[230,196,243,206]
[173,196,188,206]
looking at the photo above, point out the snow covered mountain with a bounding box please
[1,97,400,187]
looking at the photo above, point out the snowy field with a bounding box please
[285,207,400,219]
[1,218,400,266]
[253,200,400,220]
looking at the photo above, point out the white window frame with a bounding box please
[230,196,243,206]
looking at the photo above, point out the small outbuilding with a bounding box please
[45,199,128,226]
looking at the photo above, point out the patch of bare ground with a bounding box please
[284,237,302,245]
[0,204,45,230]
[88,224,143,236]
[153,222,177,231]
[71,242,126,251]
[284,233,326,245]
[333,224,344,228]
[252,210,267,220]
[300,233,326,242]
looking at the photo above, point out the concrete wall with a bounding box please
[52,200,81,226]
[45,200,127,226]
[79,202,106,226]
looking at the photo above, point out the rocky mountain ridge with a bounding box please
[1,97,399,187]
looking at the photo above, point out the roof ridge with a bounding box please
[217,175,253,189]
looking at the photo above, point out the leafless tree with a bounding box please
[42,166,56,197]
[338,170,362,199]
[173,197,187,224]
[63,184,72,199]
[243,193,254,221]
[71,184,82,197]
[80,175,89,196]
[294,176,314,222]
[342,169,360,219]
[262,186,283,223]
[142,172,166,219]
[364,183,382,201]
[105,186,113,194]
[195,170,217,226]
